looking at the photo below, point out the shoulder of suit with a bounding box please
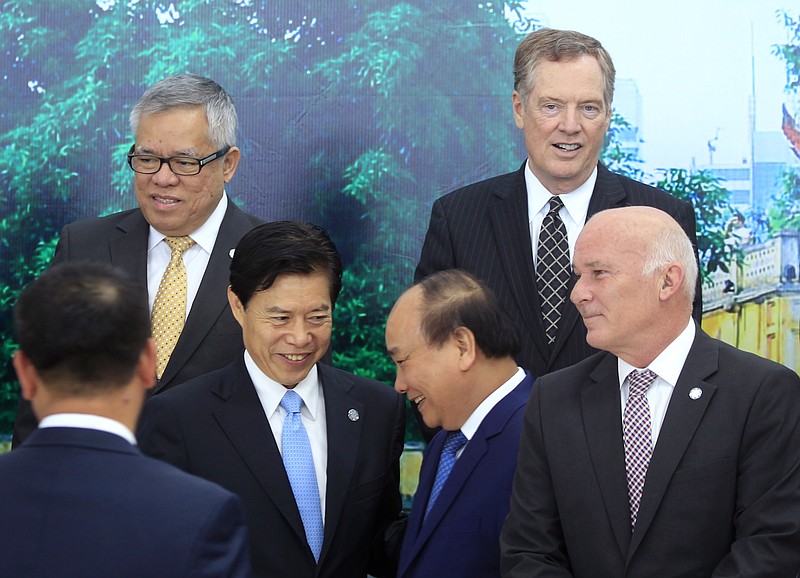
[224,199,264,228]
[436,168,522,205]
[61,207,144,233]
[319,364,399,400]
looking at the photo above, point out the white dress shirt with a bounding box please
[525,162,596,267]
[146,192,229,315]
[244,351,328,518]
[39,413,137,445]
[618,319,696,447]
[457,367,526,458]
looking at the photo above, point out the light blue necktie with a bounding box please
[425,430,467,519]
[280,389,324,561]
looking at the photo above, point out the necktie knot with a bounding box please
[442,430,467,455]
[548,196,565,215]
[628,369,657,397]
[281,389,303,414]
[164,235,194,255]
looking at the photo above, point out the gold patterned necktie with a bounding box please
[151,236,195,379]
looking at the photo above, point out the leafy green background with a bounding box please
[1,1,799,439]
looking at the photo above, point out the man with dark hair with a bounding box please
[12,73,262,445]
[1,262,251,578]
[385,269,533,578]
[415,28,701,440]
[501,207,800,577]
[139,221,406,578]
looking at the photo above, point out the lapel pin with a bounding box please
[689,387,703,400]
[229,249,235,259]
[347,409,359,422]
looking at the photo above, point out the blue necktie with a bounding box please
[425,430,467,519]
[280,390,324,561]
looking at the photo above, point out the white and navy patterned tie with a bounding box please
[536,197,570,345]
[425,430,467,520]
[280,390,324,561]
[623,369,657,530]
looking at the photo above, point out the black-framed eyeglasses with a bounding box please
[126,144,231,176]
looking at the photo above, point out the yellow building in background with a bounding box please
[703,230,800,372]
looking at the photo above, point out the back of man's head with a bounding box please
[14,262,150,395]
[417,269,520,359]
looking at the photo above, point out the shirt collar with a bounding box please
[525,162,596,227]
[618,319,696,388]
[147,191,228,254]
[38,413,137,445]
[244,350,322,421]
[460,367,526,440]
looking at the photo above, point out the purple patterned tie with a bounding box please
[536,197,570,345]
[425,430,467,519]
[623,369,657,530]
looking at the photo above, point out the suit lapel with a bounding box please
[548,164,629,366]
[581,354,632,557]
[109,210,149,290]
[317,364,364,567]
[489,165,551,360]
[627,329,718,559]
[210,359,309,546]
[399,433,442,573]
[158,203,247,390]
[404,379,531,565]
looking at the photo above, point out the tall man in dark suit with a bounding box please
[386,269,533,578]
[415,29,701,440]
[138,221,406,578]
[501,207,800,577]
[12,73,262,445]
[2,262,250,578]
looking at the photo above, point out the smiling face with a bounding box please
[513,54,611,195]
[385,288,466,430]
[133,106,240,236]
[229,272,332,388]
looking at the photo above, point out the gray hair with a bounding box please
[513,28,616,112]
[129,74,237,148]
[642,226,698,303]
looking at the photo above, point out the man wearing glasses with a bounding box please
[12,74,262,446]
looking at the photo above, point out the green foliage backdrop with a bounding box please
[1,2,797,437]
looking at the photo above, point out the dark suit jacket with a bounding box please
[137,358,406,578]
[397,373,533,578]
[416,162,702,379]
[0,427,251,578]
[12,201,262,445]
[501,328,800,577]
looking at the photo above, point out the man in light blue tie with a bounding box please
[139,221,406,578]
[385,269,534,578]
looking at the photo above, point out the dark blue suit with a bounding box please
[0,427,251,578]
[397,372,533,578]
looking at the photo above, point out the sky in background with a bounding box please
[520,0,794,172]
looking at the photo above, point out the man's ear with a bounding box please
[228,286,245,326]
[136,339,157,391]
[13,350,39,401]
[659,263,686,301]
[452,326,477,371]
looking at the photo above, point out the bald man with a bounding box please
[501,207,800,577]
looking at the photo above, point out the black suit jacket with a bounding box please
[138,358,406,578]
[416,162,702,379]
[0,427,251,578]
[501,328,800,577]
[12,201,262,445]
